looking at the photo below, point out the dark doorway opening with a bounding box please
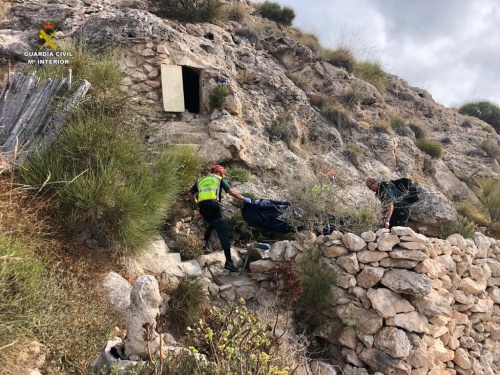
[182,66,200,113]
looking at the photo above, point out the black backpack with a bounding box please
[391,178,419,205]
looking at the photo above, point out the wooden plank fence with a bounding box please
[0,73,90,163]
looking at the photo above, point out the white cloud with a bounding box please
[267,0,500,107]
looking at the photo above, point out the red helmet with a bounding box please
[211,164,226,176]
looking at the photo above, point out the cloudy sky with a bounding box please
[267,0,500,108]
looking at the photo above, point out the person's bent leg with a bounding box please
[213,220,231,261]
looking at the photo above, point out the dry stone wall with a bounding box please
[247,228,500,375]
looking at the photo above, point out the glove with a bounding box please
[243,197,252,204]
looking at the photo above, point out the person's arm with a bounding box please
[228,188,245,201]
[187,183,198,205]
[384,201,394,228]
[187,191,197,205]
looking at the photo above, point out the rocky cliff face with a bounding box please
[2,0,500,234]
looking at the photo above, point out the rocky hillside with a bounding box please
[2,1,500,374]
[1,0,500,236]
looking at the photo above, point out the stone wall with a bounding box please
[246,227,500,375]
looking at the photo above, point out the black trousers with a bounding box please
[199,203,232,262]
[390,207,411,228]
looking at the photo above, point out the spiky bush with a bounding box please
[322,47,356,72]
[148,0,225,23]
[415,139,443,158]
[18,111,188,254]
[353,61,387,93]
[167,277,208,334]
[459,101,500,135]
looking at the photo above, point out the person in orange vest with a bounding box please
[187,165,251,272]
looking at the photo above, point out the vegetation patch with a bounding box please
[353,61,387,93]
[479,139,500,159]
[459,101,500,135]
[414,139,443,158]
[257,1,295,26]
[187,298,292,374]
[322,47,356,73]
[226,165,250,183]
[209,85,230,110]
[148,0,225,23]
[294,249,335,331]
[439,215,478,239]
[167,277,208,335]
[321,100,351,129]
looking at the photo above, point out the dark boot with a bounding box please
[224,260,238,272]
[203,241,212,254]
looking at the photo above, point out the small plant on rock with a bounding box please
[209,85,230,110]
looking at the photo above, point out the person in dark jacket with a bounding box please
[366,177,410,229]
[187,165,251,272]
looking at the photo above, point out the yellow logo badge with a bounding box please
[39,22,57,51]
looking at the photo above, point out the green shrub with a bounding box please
[322,47,356,72]
[289,72,312,92]
[18,110,184,255]
[455,201,489,227]
[459,101,500,135]
[439,215,478,239]
[409,122,427,139]
[483,125,494,133]
[294,250,335,330]
[479,139,500,158]
[187,299,291,374]
[209,85,230,110]
[166,145,203,190]
[167,277,207,334]
[226,165,250,183]
[258,1,295,26]
[148,0,225,23]
[226,210,257,244]
[353,61,387,93]
[415,139,443,158]
[475,177,500,236]
[0,237,45,371]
